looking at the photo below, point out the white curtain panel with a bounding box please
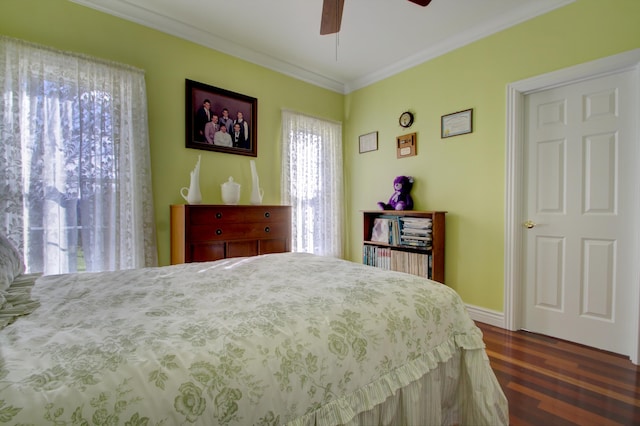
[0,36,157,274]
[281,110,343,257]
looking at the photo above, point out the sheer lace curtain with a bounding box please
[281,110,343,257]
[0,36,157,275]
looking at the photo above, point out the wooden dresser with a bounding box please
[170,204,291,264]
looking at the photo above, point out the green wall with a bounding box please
[344,0,640,310]
[0,0,344,267]
[2,0,639,313]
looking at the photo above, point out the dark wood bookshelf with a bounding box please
[362,210,446,283]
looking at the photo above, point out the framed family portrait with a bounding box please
[185,79,258,157]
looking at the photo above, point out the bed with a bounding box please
[0,237,507,425]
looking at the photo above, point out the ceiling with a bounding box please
[71,0,573,94]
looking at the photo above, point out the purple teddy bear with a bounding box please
[378,176,414,211]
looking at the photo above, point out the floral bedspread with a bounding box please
[0,253,507,425]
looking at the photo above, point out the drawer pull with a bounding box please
[216,212,222,219]
[216,229,223,235]
[264,212,270,218]
[264,226,270,233]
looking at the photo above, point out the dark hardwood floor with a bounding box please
[476,322,640,426]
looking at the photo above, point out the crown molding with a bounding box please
[71,0,574,94]
[346,0,575,92]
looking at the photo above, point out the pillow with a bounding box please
[0,272,41,330]
[0,234,25,292]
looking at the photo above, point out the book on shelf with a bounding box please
[390,250,432,279]
[363,245,391,270]
[370,216,402,245]
[370,218,391,243]
[390,217,401,245]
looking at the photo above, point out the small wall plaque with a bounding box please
[396,133,417,158]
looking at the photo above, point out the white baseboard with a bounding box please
[466,304,505,328]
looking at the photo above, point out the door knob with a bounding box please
[524,220,536,229]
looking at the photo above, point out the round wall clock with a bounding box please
[399,111,414,128]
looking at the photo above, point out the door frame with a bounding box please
[504,49,640,364]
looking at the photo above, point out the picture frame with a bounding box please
[396,133,417,158]
[359,131,378,153]
[441,108,473,138]
[186,79,257,157]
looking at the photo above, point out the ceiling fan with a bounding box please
[320,0,432,35]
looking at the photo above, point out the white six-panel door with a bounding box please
[522,70,635,356]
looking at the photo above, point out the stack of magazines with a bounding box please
[399,217,432,249]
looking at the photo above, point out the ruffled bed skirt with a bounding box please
[289,333,508,426]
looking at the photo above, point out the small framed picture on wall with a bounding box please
[441,108,473,138]
[396,133,417,158]
[359,131,378,153]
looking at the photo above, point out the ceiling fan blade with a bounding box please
[320,0,345,35]
[408,0,432,6]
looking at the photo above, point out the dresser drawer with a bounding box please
[187,206,289,225]
[189,221,290,243]
[189,238,287,262]
[190,242,225,262]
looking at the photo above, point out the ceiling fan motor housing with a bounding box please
[321,0,431,35]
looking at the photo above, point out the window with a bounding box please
[281,110,343,257]
[0,36,157,275]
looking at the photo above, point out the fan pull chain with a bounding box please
[335,0,340,61]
